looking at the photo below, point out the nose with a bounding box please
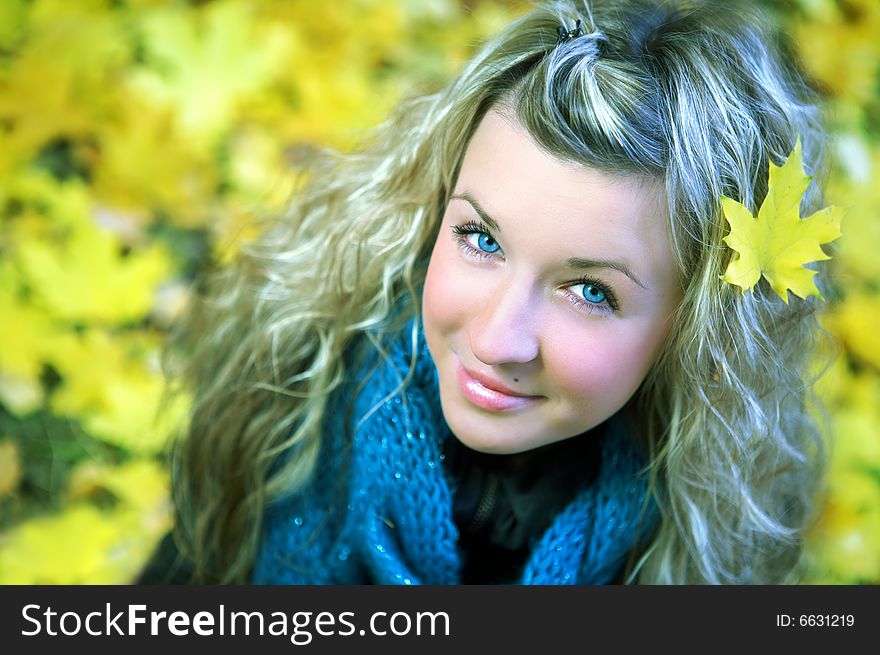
[467,274,541,366]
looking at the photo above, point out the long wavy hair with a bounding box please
[168,0,832,584]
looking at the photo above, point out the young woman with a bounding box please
[157,0,831,584]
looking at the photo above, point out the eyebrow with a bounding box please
[449,192,649,290]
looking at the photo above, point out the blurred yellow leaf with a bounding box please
[73,458,170,515]
[0,0,129,161]
[0,504,124,583]
[278,63,399,150]
[226,125,294,208]
[84,378,189,456]
[6,172,170,323]
[806,471,880,583]
[0,455,172,583]
[47,329,187,454]
[16,205,171,325]
[91,97,218,227]
[794,0,880,104]
[0,493,170,584]
[831,410,880,478]
[0,285,48,383]
[65,460,108,501]
[827,138,880,288]
[0,0,28,56]
[0,438,23,500]
[825,292,880,369]
[0,261,56,414]
[0,375,43,416]
[129,0,292,147]
[247,1,410,150]
[2,169,93,239]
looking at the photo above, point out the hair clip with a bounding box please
[556,19,583,44]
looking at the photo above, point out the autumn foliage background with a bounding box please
[0,0,878,584]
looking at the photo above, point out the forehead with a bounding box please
[453,110,676,286]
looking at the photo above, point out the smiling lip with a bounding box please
[456,363,543,411]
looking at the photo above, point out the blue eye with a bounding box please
[580,283,606,304]
[475,233,500,253]
[566,278,619,315]
[450,221,503,260]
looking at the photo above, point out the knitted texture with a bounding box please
[252,316,658,584]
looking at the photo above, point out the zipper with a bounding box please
[467,473,499,533]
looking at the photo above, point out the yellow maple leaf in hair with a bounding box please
[720,139,843,303]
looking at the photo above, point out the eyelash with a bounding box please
[451,220,498,262]
[449,221,620,316]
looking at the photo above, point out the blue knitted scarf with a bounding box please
[253,316,658,584]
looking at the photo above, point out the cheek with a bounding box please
[422,236,475,336]
[544,323,665,403]
[422,237,462,347]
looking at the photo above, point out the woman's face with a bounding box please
[422,110,682,454]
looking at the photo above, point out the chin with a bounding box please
[451,433,523,455]
[441,412,546,455]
